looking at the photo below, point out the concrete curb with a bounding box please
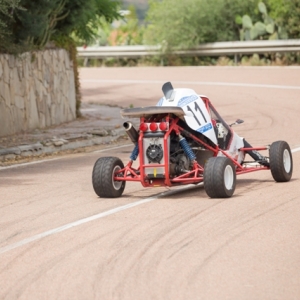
[0,128,126,162]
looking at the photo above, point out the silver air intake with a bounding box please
[123,122,139,144]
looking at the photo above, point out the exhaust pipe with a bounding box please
[123,122,139,144]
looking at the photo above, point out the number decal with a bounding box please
[187,105,201,126]
[194,101,207,123]
[187,101,207,126]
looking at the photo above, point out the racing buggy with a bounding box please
[92,82,293,198]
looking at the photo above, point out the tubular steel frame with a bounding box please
[114,114,270,187]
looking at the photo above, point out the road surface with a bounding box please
[0,66,299,300]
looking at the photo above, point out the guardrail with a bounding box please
[77,40,300,65]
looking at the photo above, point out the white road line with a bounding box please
[81,79,300,90]
[292,147,300,153]
[0,144,132,171]
[92,143,131,153]
[0,157,62,171]
[1,146,299,255]
[0,184,201,255]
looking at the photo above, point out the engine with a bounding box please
[169,136,192,176]
[142,134,193,178]
[124,121,210,179]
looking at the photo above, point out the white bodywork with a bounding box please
[157,88,217,144]
[157,88,245,163]
[220,132,245,163]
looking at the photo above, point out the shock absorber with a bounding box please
[130,143,139,161]
[179,135,196,161]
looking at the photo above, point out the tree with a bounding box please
[108,4,144,45]
[55,0,120,44]
[12,0,68,47]
[0,0,24,52]
[144,0,261,49]
[0,0,121,53]
[267,0,300,38]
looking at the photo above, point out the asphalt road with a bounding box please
[0,66,300,300]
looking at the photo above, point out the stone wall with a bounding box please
[0,49,76,137]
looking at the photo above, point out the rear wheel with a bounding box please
[92,157,126,198]
[204,157,236,198]
[269,141,293,182]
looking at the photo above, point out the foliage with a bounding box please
[69,4,144,47]
[0,0,121,54]
[108,4,144,45]
[71,16,112,46]
[54,0,121,45]
[266,0,300,39]
[0,0,26,53]
[12,0,69,48]
[237,1,288,40]
[0,0,20,38]
[144,0,260,50]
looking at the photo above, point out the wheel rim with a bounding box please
[224,165,234,190]
[112,166,123,190]
[283,149,291,173]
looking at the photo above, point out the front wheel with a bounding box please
[92,157,126,198]
[204,157,236,198]
[269,141,293,182]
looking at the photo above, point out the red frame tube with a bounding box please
[114,114,270,187]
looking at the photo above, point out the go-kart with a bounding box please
[92,82,293,198]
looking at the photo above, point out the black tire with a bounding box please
[92,157,126,198]
[269,141,293,182]
[204,157,236,198]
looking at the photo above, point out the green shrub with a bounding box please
[0,0,121,54]
[144,0,260,50]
